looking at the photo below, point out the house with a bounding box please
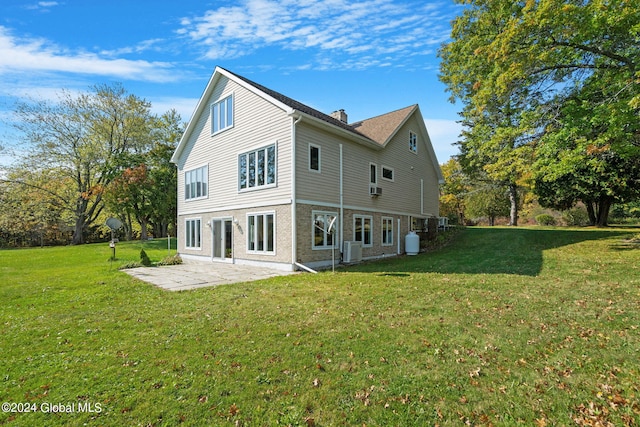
[171,67,443,271]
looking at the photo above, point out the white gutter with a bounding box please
[291,115,303,267]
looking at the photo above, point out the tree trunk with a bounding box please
[72,215,85,245]
[586,201,597,226]
[139,217,148,240]
[595,196,612,227]
[508,183,518,226]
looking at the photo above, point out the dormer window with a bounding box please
[211,94,234,134]
[409,131,417,153]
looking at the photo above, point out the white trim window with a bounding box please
[370,163,377,185]
[382,216,394,246]
[211,94,234,135]
[409,131,418,153]
[239,144,277,190]
[247,212,275,254]
[382,165,394,182]
[354,215,373,247]
[313,211,338,249]
[309,143,321,172]
[185,165,208,200]
[185,218,202,249]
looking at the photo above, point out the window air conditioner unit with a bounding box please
[343,241,362,263]
[369,186,382,197]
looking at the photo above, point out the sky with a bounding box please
[0,0,464,168]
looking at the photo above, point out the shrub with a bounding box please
[535,214,556,226]
[118,261,143,270]
[562,207,590,226]
[140,249,152,266]
[157,254,183,266]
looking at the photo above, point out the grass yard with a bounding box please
[1,227,639,426]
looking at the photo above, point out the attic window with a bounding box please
[211,94,234,134]
[409,131,417,153]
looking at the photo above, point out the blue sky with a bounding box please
[0,0,464,166]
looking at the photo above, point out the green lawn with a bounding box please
[1,228,639,426]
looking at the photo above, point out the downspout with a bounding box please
[339,143,344,258]
[291,115,302,268]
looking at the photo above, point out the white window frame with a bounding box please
[353,215,373,248]
[184,164,208,201]
[238,143,277,192]
[369,163,377,185]
[381,165,394,182]
[185,218,202,249]
[312,211,339,250]
[309,143,321,173]
[409,131,418,153]
[382,216,394,246]
[211,93,234,135]
[247,212,275,255]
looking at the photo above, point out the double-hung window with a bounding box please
[354,215,373,247]
[211,94,233,134]
[382,217,393,246]
[185,165,208,200]
[247,212,275,254]
[185,218,201,249]
[239,144,276,190]
[313,211,338,249]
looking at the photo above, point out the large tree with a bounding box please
[439,0,639,226]
[9,84,154,244]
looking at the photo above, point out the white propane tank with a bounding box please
[405,231,419,255]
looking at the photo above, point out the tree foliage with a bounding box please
[439,0,640,226]
[3,85,182,246]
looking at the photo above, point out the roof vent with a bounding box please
[330,109,348,123]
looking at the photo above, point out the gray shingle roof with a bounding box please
[221,67,414,145]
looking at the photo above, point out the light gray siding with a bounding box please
[295,113,439,218]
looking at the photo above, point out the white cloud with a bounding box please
[180,0,456,69]
[148,96,199,122]
[0,26,177,82]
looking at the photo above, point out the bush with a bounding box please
[535,214,557,226]
[562,207,590,226]
[140,249,152,266]
[118,261,142,270]
[157,254,183,266]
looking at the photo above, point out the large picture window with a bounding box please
[354,215,373,247]
[185,218,201,249]
[313,211,338,249]
[239,144,276,190]
[211,94,234,134]
[185,165,208,200]
[247,212,275,254]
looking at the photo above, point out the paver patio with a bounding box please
[124,261,298,291]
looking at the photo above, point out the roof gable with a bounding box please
[350,105,417,146]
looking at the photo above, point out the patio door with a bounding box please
[211,218,233,261]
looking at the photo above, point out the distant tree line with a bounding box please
[0,84,183,247]
[438,0,639,227]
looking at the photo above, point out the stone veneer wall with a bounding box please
[296,203,410,265]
